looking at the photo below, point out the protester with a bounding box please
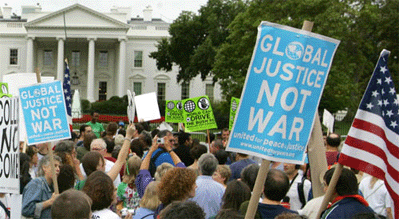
[156,168,197,215]
[22,155,62,219]
[51,189,92,219]
[359,175,393,219]
[221,128,230,148]
[136,135,184,198]
[188,144,208,176]
[173,131,194,166]
[214,209,244,219]
[26,145,39,178]
[145,130,176,170]
[240,163,259,191]
[325,133,341,166]
[133,181,161,219]
[191,153,225,219]
[117,155,142,212]
[240,169,298,219]
[77,132,96,161]
[57,164,75,193]
[214,149,229,164]
[321,168,375,218]
[104,122,118,142]
[86,111,105,138]
[229,153,257,180]
[212,165,231,188]
[83,171,131,219]
[283,163,311,211]
[36,142,50,161]
[220,180,251,212]
[158,201,205,219]
[77,124,93,147]
[20,153,32,193]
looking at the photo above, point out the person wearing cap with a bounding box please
[116,121,126,136]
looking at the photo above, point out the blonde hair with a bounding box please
[122,155,142,185]
[140,181,161,210]
[216,165,231,185]
[154,162,174,181]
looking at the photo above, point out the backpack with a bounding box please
[149,148,167,177]
[297,176,307,209]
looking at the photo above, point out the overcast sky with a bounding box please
[0,0,209,22]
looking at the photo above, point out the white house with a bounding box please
[0,3,222,105]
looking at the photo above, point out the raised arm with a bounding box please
[140,137,159,170]
[107,124,135,181]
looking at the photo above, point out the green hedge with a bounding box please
[82,95,129,115]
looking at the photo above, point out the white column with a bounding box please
[117,37,127,97]
[87,37,96,102]
[57,37,65,81]
[26,36,34,73]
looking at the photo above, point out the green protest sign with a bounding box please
[182,96,217,132]
[229,97,240,130]
[0,83,12,98]
[165,100,184,123]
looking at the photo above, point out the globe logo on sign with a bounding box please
[198,98,210,110]
[184,100,196,113]
[285,42,304,60]
[167,101,175,110]
[176,102,183,110]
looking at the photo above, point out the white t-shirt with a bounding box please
[80,159,121,187]
[91,209,120,219]
[286,172,311,211]
[359,175,392,216]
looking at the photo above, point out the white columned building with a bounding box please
[0,3,222,103]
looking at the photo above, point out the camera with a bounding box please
[157,138,165,144]
[121,208,135,217]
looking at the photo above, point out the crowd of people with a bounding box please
[0,112,394,219]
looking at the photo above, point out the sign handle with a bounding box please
[47,143,59,194]
[35,67,41,83]
[316,163,344,218]
[244,160,270,219]
[207,130,211,147]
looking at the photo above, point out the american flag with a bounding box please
[63,60,73,131]
[339,49,399,218]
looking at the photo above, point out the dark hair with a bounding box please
[20,153,32,194]
[159,201,205,219]
[207,132,215,143]
[157,130,172,138]
[51,189,92,219]
[140,131,152,149]
[135,123,147,134]
[82,151,104,177]
[70,131,78,142]
[213,139,224,151]
[215,209,244,219]
[178,131,191,146]
[264,169,290,201]
[240,164,259,191]
[83,133,97,151]
[55,140,74,154]
[83,170,114,211]
[104,138,115,153]
[25,145,38,159]
[190,144,208,160]
[130,138,145,158]
[79,124,89,136]
[215,149,229,164]
[324,168,358,196]
[57,164,75,193]
[326,133,341,147]
[106,122,118,135]
[151,129,160,139]
[221,180,251,211]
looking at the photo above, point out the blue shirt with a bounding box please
[229,158,257,180]
[258,203,298,219]
[133,207,154,219]
[22,177,53,219]
[191,175,225,219]
[145,148,174,167]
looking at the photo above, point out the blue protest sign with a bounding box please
[19,81,71,144]
[226,22,340,164]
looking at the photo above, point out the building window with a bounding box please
[9,49,18,65]
[134,51,143,67]
[205,84,214,102]
[181,82,190,100]
[99,51,108,67]
[133,82,142,95]
[99,81,107,101]
[157,83,166,112]
[72,51,80,66]
[43,50,53,66]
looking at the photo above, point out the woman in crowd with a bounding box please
[117,155,142,212]
[26,145,39,178]
[83,170,131,219]
[212,165,231,188]
[133,181,161,219]
[77,132,97,161]
[187,144,208,176]
[22,155,62,219]
[20,153,32,194]
[220,180,251,212]
[156,167,197,216]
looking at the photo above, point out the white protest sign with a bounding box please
[226,22,340,164]
[134,92,161,122]
[322,109,334,132]
[2,73,54,142]
[0,97,19,194]
[127,90,136,123]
